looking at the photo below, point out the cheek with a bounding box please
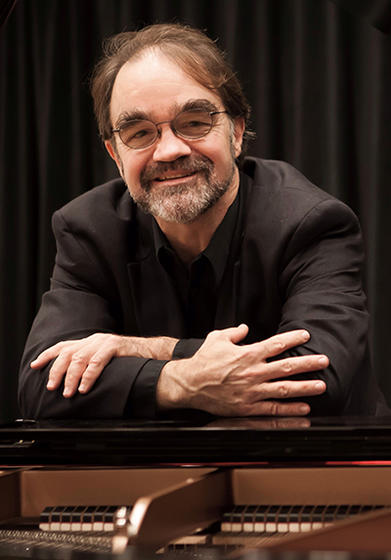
[210,137,237,170]
[121,153,148,185]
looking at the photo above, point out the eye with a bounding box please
[120,120,156,147]
[176,111,212,137]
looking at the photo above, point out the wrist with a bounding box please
[156,360,190,410]
[121,336,179,360]
[149,336,179,360]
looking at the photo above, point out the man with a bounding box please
[18,23,381,419]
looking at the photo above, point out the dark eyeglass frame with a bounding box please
[111,109,228,150]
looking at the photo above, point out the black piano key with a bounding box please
[265,505,280,532]
[323,504,338,523]
[39,506,55,531]
[277,505,292,532]
[243,505,258,532]
[70,505,86,530]
[335,504,350,520]
[60,506,75,530]
[300,505,315,521]
[278,505,291,522]
[300,505,315,531]
[348,505,361,515]
[230,505,246,532]
[103,505,120,530]
[286,505,302,532]
[81,505,95,529]
[360,505,375,514]
[253,505,269,532]
[221,505,241,531]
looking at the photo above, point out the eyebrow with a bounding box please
[114,98,221,129]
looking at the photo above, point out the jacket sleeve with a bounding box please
[18,210,162,419]
[276,197,373,415]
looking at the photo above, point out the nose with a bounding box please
[152,124,192,162]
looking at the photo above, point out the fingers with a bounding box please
[228,378,326,417]
[254,378,326,401]
[249,329,311,359]
[30,341,77,369]
[32,334,119,398]
[262,353,329,382]
[61,349,111,397]
[247,400,312,417]
[242,329,329,382]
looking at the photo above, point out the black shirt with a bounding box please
[126,191,239,417]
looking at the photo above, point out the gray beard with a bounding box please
[127,154,236,223]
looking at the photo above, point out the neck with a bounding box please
[155,171,239,264]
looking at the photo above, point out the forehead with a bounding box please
[110,50,222,122]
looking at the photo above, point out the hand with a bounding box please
[157,325,328,416]
[30,333,178,398]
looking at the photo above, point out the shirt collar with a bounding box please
[153,189,240,286]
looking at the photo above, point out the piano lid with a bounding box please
[0,415,391,466]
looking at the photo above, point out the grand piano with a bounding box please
[1,415,391,559]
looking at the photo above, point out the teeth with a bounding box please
[156,172,194,181]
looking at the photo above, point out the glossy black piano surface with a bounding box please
[0,415,391,465]
[2,417,391,560]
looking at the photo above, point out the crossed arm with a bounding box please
[30,325,328,417]
[20,191,368,419]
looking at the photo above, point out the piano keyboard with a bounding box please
[166,504,390,550]
[39,505,132,532]
[220,504,387,533]
[36,503,389,537]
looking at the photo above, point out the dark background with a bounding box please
[1,0,390,420]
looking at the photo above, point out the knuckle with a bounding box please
[90,333,103,341]
[88,357,103,367]
[82,371,96,382]
[71,354,87,365]
[59,349,73,360]
[278,384,289,397]
[207,330,219,340]
[241,346,258,363]
[269,401,279,416]
[282,360,293,373]
[271,340,285,353]
[66,370,81,381]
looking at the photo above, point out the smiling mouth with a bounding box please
[154,171,197,182]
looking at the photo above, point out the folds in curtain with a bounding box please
[1,0,390,418]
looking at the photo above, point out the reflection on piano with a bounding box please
[1,416,391,559]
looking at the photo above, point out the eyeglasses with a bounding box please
[111,109,228,150]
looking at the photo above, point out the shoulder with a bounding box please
[241,157,359,233]
[53,178,134,230]
[50,178,154,264]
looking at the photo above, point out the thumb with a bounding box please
[224,323,249,344]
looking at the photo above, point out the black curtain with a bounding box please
[1,0,390,420]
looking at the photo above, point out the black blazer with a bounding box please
[18,157,382,418]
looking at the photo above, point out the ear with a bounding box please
[232,117,245,158]
[105,138,124,168]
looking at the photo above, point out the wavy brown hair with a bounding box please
[90,23,254,155]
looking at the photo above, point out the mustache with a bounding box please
[140,155,213,187]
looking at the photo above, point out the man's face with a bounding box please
[105,49,244,224]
